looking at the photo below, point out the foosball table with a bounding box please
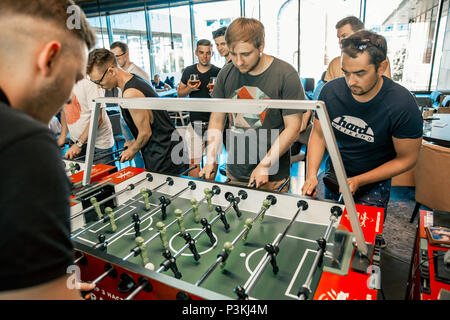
[69,166,384,300]
[66,97,385,300]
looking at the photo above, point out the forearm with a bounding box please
[305,124,326,179]
[205,113,225,163]
[354,156,417,187]
[260,126,299,168]
[177,85,193,98]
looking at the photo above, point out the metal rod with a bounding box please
[91,266,114,285]
[298,215,338,300]
[241,205,304,297]
[122,196,207,261]
[196,196,270,287]
[70,175,149,221]
[103,182,190,245]
[155,203,233,274]
[124,282,145,300]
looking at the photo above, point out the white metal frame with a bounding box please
[84,97,369,256]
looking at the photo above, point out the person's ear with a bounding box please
[377,59,388,77]
[36,41,62,77]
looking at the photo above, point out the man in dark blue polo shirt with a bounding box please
[302,30,423,247]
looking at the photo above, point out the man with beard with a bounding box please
[199,18,304,192]
[87,49,187,175]
[302,30,422,248]
[213,27,232,65]
[0,0,95,298]
[178,39,221,178]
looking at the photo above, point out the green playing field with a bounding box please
[73,188,348,300]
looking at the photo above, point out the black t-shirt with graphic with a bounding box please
[317,76,423,177]
[212,57,305,182]
[180,64,221,123]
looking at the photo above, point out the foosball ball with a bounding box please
[69,167,384,300]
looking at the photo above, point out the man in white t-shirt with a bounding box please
[59,78,115,164]
[110,41,150,82]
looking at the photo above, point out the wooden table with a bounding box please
[423,113,450,147]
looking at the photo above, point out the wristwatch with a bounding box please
[75,140,84,148]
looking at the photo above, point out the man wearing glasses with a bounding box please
[110,41,150,82]
[302,30,422,248]
[87,48,187,175]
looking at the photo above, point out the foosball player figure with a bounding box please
[159,196,171,220]
[183,233,200,261]
[156,221,169,249]
[94,234,108,251]
[265,243,280,275]
[190,198,200,223]
[259,199,271,222]
[132,213,141,237]
[105,207,117,232]
[90,197,103,220]
[216,206,230,231]
[204,188,213,212]
[161,249,182,279]
[219,241,234,269]
[242,218,254,241]
[135,236,150,266]
[141,188,151,211]
[174,208,186,234]
[201,218,216,245]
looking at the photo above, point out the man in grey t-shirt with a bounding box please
[199,17,305,192]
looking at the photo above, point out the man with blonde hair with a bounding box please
[0,0,95,299]
[200,18,305,191]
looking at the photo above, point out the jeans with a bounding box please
[324,177,391,221]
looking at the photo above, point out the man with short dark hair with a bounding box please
[178,39,221,178]
[302,31,422,246]
[0,0,95,299]
[200,18,304,192]
[325,16,391,82]
[213,26,231,65]
[110,41,150,82]
[87,48,187,175]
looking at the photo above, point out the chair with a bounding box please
[169,111,190,126]
[409,141,450,222]
[437,95,450,113]
[301,78,315,100]
[430,91,443,110]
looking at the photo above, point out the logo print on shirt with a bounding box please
[332,115,374,143]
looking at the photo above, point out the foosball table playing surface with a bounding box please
[70,167,384,300]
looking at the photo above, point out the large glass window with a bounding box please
[109,11,151,77]
[192,0,240,68]
[366,0,446,91]
[297,0,361,81]
[87,15,110,49]
[148,5,193,84]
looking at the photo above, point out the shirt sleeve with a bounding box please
[180,67,190,86]
[390,92,423,139]
[281,70,306,117]
[0,131,73,291]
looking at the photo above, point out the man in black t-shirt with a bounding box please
[178,39,221,177]
[302,31,422,237]
[0,0,96,299]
